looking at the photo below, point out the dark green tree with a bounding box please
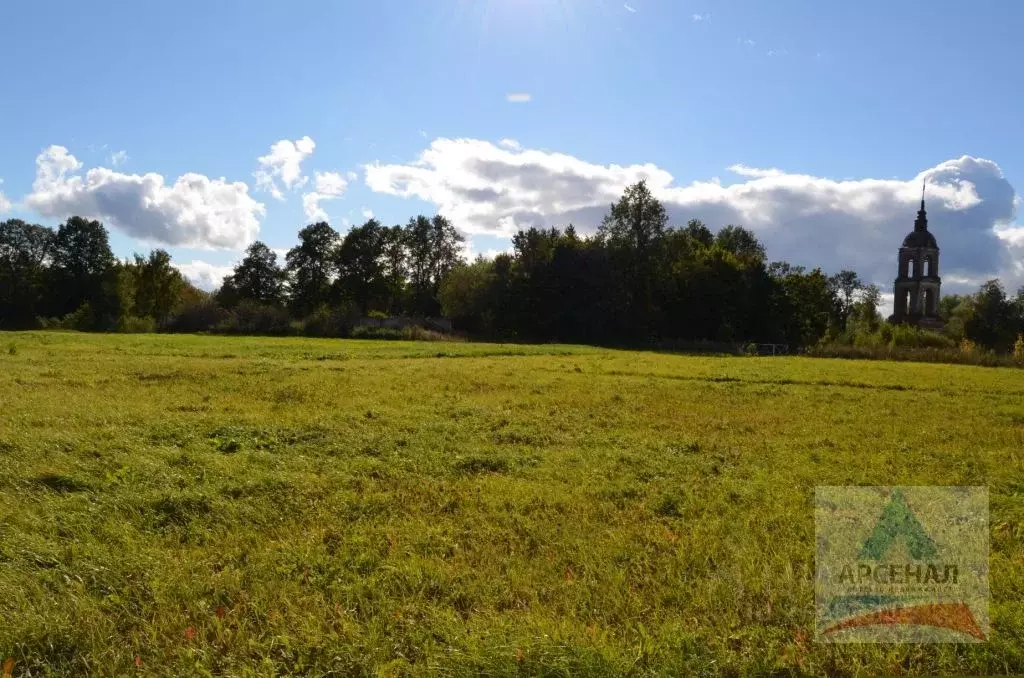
[598,180,669,336]
[380,225,409,313]
[49,216,119,324]
[0,219,53,327]
[715,225,766,263]
[286,222,339,317]
[129,249,185,324]
[334,219,387,314]
[965,280,1017,350]
[829,269,863,331]
[405,215,464,316]
[217,241,287,308]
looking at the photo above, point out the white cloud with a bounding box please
[462,239,513,262]
[728,163,785,179]
[301,170,349,222]
[624,3,636,12]
[767,49,788,57]
[0,180,10,214]
[346,170,358,182]
[109,150,129,166]
[499,138,522,150]
[692,13,706,21]
[364,138,1020,293]
[26,145,265,250]
[254,136,315,200]
[506,93,532,103]
[361,207,374,219]
[174,259,236,290]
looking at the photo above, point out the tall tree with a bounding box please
[715,225,766,263]
[217,241,287,307]
[334,219,387,314]
[0,219,53,327]
[130,249,185,324]
[829,269,863,331]
[966,280,1018,350]
[405,215,465,316]
[380,225,409,314]
[286,222,339,316]
[49,216,118,323]
[598,180,669,336]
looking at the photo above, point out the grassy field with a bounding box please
[1,332,1023,676]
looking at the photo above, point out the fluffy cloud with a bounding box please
[364,138,1020,292]
[26,146,264,249]
[506,93,531,103]
[254,136,315,200]
[174,259,236,290]
[110,150,129,167]
[0,180,10,213]
[301,171,349,221]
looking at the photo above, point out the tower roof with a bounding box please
[902,181,938,249]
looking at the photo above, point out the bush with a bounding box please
[350,325,455,342]
[61,303,96,331]
[300,306,352,338]
[117,315,157,333]
[164,300,231,333]
[884,324,954,349]
[809,339,1014,368]
[217,302,292,336]
[1014,335,1024,363]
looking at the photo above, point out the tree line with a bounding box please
[3,181,1024,352]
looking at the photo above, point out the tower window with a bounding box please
[907,258,915,278]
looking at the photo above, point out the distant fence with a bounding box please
[355,316,453,333]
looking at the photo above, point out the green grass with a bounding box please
[0,332,1023,676]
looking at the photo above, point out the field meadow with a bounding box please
[1,331,1023,676]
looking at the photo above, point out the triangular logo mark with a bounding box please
[859,489,937,561]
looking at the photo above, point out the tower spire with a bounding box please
[915,180,928,231]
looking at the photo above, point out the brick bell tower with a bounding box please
[891,182,943,330]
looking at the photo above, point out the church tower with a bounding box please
[892,183,943,329]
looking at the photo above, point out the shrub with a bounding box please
[117,315,157,333]
[218,302,292,336]
[1014,335,1024,363]
[61,303,95,331]
[350,325,456,342]
[164,300,231,333]
[300,306,352,338]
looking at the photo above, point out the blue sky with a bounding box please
[1,0,1022,297]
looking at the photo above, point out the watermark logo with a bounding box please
[815,486,988,643]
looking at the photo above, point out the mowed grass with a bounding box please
[1,332,1023,677]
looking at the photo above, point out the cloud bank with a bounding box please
[174,259,236,290]
[364,138,1019,291]
[302,171,349,221]
[26,146,265,250]
[254,136,316,200]
[0,180,10,214]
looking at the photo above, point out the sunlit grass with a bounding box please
[0,332,1022,675]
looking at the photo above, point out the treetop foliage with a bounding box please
[3,183,1023,354]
